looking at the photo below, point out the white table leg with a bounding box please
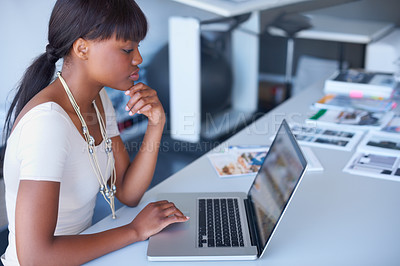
[169,12,260,142]
[169,17,201,143]
[231,11,260,113]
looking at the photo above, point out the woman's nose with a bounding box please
[132,49,143,66]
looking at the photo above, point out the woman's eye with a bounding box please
[123,49,134,54]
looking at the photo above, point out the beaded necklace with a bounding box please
[57,71,117,219]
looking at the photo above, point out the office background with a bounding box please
[2,0,400,111]
[1,0,400,257]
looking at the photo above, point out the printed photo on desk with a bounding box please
[307,109,394,131]
[312,94,397,113]
[344,131,400,181]
[343,152,400,182]
[357,131,400,156]
[207,145,269,177]
[288,123,365,151]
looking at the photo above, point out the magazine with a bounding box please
[324,69,395,99]
[357,131,400,156]
[307,109,394,130]
[343,131,400,181]
[207,145,324,178]
[289,123,365,151]
[344,152,400,182]
[207,145,269,177]
[312,94,397,112]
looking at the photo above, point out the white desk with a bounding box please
[172,0,310,17]
[84,85,400,265]
[168,0,359,142]
[268,14,395,70]
[296,14,394,44]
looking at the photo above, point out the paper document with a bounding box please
[312,94,397,112]
[344,131,400,181]
[324,69,395,99]
[208,144,323,177]
[357,131,400,156]
[344,152,400,182]
[288,123,365,151]
[207,145,269,177]
[307,109,394,131]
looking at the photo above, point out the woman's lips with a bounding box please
[129,69,139,81]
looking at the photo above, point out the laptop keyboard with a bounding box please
[198,198,244,248]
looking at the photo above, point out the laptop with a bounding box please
[147,119,308,261]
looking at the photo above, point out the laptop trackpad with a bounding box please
[164,212,191,233]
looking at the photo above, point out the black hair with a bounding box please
[3,0,147,143]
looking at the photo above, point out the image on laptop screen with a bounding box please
[249,121,307,246]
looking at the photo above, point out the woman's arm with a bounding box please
[16,180,187,266]
[113,82,166,206]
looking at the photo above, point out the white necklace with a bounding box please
[57,71,117,219]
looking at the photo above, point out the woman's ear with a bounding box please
[72,38,89,60]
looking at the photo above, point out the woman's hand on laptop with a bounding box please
[128,200,190,242]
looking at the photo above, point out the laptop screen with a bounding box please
[248,119,307,251]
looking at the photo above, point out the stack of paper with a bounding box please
[313,94,397,112]
[324,69,396,99]
[307,108,394,131]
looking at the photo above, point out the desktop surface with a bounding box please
[83,85,400,266]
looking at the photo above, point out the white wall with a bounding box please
[0,0,216,107]
[0,0,217,140]
[136,0,217,65]
[0,0,56,107]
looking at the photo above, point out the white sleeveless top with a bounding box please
[2,89,119,266]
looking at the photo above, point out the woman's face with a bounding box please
[85,35,143,91]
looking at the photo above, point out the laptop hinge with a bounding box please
[244,198,263,257]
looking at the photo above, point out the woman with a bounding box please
[2,0,188,265]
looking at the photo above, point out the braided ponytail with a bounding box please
[3,48,58,142]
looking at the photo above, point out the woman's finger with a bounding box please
[136,104,152,115]
[125,90,156,112]
[162,205,185,218]
[127,97,156,115]
[162,214,190,227]
[154,200,169,205]
[125,82,146,97]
